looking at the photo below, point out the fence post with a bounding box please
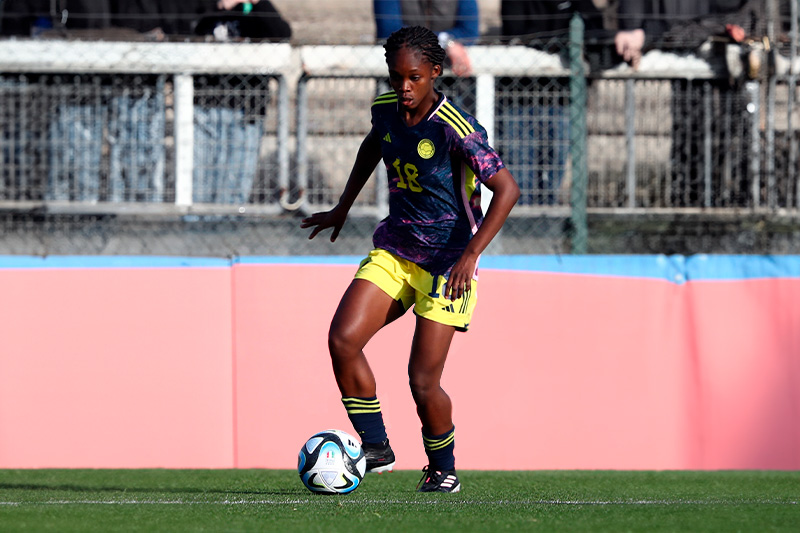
[476,73,496,214]
[293,74,309,211]
[174,74,194,207]
[745,80,761,207]
[569,13,588,254]
[624,79,636,208]
[792,0,799,208]
[277,75,290,208]
[703,82,713,208]
[375,79,390,220]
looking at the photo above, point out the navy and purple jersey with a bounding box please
[370,91,505,275]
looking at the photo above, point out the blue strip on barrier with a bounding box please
[479,255,688,283]
[234,256,361,266]
[0,256,230,269]
[684,254,800,281]
[1,255,799,282]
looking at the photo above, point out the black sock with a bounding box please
[423,426,455,471]
[341,396,387,444]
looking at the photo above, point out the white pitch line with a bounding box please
[0,499,797,506]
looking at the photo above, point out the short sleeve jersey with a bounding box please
[370,91,505,275]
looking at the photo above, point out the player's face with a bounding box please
[387,46,441,116]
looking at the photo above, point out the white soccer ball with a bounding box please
[297,429,366,494]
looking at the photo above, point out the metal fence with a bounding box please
[1,19,800,256]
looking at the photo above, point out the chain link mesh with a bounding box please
[1,4,799,256]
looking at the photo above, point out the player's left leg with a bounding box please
[408,316,461,493]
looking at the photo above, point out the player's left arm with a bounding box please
[444,168,519,300]
[301,128,382,241]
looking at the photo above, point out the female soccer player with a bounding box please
[301,25,520,493]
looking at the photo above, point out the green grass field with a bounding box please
[0,469,797,532]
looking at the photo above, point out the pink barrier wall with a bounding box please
[1,262,798,470]
[0,267,235,468]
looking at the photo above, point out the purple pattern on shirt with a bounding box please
[370,92,505,275]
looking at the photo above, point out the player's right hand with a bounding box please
[300,207,347,242]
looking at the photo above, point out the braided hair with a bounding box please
[384,26,447,69]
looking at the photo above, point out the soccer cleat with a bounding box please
[362,439,396,473]
[416,465,461,493]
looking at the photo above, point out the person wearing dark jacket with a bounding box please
[615,0,765,208]
[110,0,206,37]
[191,0,292,204]
[0,0,49,35]
[194,0,291,41]
[501,0,603,40]
[615,0,763,69]
[498,0,603,206]
[374,0,477,77]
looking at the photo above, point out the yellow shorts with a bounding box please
[354,248,478,332]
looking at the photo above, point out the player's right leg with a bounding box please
[329,274,407,473]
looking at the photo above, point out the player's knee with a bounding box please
[408,374,440,404]
[327,326,359,361]
[327,329,348,358]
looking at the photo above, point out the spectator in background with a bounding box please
[0,0,114,36]
[48,0,112,32]
[499,0,604,205]
[0,0,49,36]
[1,0,172,203]
[107,1,231,204]
[110,0,206,39]
[0,1,114,202]
[615,0,763,71]
[614,0,765,207]
[191,0,291,204]
[195,0,291,41]
[47,1,195,203]
[105,1,202,202]
[44,0,112,202]
[373,0,478,77]
[0,1,51,201]
[2,0,290,206]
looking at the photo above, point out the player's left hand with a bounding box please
[444,252,477,301]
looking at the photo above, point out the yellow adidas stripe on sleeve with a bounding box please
[372,92,398,106]
[436,104,475,138]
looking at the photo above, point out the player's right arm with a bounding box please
[301,128,383,241]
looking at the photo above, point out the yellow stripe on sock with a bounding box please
[423,432,455,451]
[342,397,381,414]
[342,398,380,406]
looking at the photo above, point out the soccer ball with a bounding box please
[297,429,366,494]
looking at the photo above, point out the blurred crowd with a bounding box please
[0,1,786,80]
[0,0,291,41]
[0,2,784,62]
[0,1,793,208]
